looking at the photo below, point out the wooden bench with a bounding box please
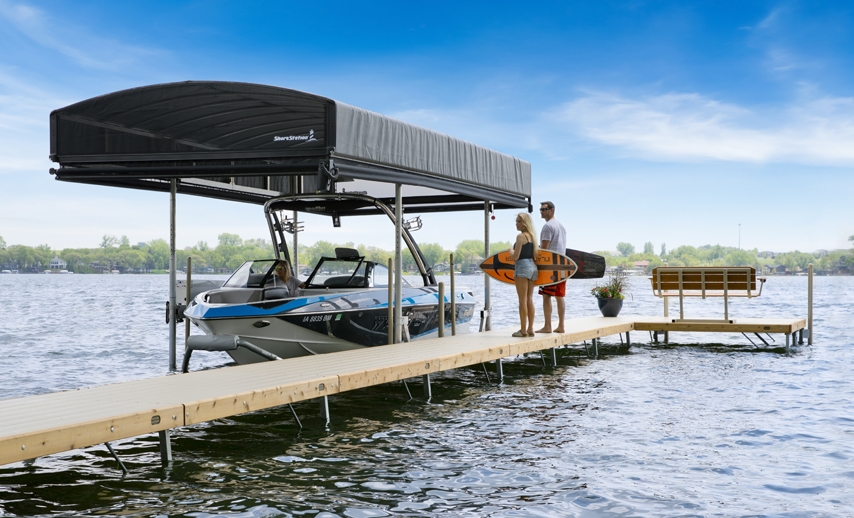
[649,266,766,323]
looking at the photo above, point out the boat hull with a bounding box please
[185,286,476,364]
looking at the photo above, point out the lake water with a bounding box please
[0,273,852,517]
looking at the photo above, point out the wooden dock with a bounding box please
[0,315,805,468]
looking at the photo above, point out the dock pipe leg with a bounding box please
[626,332,631,347]
[319,395,330,425]
[551,348,558,366]
[288,404,303,429]
[593,338,598,357]
[423,374,432,400]
[785,333,790,355]
[481,363,492,383]
[104,442,129,476]
[158,430,172,465]
[496,358,504,382]
[402,379,413,399]
[798,329,804,345]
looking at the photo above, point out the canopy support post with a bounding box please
[293,210,299,274]
[168,179,177,371]
[484,201,491,331]
[394,184,403,344]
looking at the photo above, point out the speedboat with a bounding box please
[184,193,477,364]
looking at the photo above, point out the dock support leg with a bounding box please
[288,404,303,429]
[496,358,503,382]
[798,329,804,345]
[626,332,631,347]
[785,333,790,355]
[480,363,492,383]
[402,379,413,399]
[664,331,669,344]
[104,442,128,476]
[158,430,172,466]
[423,374,432,400]
[592,338,598,357]
[551,348,557,366]
[319,395,330,425]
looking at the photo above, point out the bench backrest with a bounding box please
[650,267,757,292]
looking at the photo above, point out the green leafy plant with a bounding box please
[591,270,629,299]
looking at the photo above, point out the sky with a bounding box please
[1,0,852,255]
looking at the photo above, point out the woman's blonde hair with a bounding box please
[276,260,292,282]
[516,213,539,256]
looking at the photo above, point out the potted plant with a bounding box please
[591,269,629,317]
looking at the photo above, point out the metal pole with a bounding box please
[438,282,445,338]
[388,258,394,345]
[808,263,813,345]
[158,429,172,465]
[168,179,177,371]
[450,253,456,336]
[484,201,491,331]
[293,210,299,275]
[185,256,191,347]
[394,184,403,344]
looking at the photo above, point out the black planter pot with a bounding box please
[597,297,623,317]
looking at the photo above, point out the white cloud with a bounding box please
[554,91,854,165]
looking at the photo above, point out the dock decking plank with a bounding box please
[0,315,805,467]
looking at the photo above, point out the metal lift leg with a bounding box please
[319,395,329,425]
[104,442,128,475]
[423,374,432,400]
[158,430,172,465]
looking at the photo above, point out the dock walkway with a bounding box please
[0,315,805,467]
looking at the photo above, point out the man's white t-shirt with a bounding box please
[541,218,567,254]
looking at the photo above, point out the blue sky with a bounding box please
[1,0,852,254]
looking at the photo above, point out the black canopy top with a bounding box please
[50,81,531,213]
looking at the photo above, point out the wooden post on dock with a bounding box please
[808,263,814,345]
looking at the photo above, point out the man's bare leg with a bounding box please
[537,294,553,333]
[555,296,566,333]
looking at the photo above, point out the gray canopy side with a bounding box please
[48,81,532,212]
[334,102,531,197]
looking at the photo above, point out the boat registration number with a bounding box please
[303,315,334,323]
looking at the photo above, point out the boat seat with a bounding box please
[263,287,290,300]
[247,273,267,287]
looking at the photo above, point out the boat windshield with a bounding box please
[222,260,277,288]
[306,258,368,288]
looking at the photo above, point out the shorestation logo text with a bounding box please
[274,129,317,142]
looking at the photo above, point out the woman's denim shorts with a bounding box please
[514,258,538,281]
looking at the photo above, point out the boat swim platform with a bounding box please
[0,315,805,468]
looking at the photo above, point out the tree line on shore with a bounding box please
[1,234,851,274]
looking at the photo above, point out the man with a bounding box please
[536,201,567,333]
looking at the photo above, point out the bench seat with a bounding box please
[649,266,766,322]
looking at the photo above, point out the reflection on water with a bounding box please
[0,274,853,516]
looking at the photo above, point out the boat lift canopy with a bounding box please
[49,81,531,212]
[49,81,526,370]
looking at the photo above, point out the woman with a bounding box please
[273,260,306,297]
[510,213,539,337]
